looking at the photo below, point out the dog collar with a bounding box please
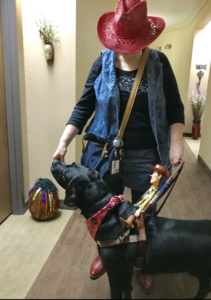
[86,195,124,240]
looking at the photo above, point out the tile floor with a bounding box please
[184,137,201,158]
[0,209,73,299]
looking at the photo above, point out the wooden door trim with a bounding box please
[0,0,25,215]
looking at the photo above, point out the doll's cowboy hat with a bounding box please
[97,0,165,53]
[148,164,170,178]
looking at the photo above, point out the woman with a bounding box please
[53,0,184,293]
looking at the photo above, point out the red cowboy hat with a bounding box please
[97,0,165,53]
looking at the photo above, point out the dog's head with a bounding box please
[51,160,111,213]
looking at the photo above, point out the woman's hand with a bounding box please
[52,141,67,162]
[52,124,80,162]
[170,123,184,166]
[170,138,184,166]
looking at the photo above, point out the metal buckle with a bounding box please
[116,230,130,244]
[129,235,138,243]
[116,236,124,244]
[113,137,124,148]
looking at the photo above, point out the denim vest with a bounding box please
[85,49,170,168]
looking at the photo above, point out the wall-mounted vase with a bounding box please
[44,44,54,60]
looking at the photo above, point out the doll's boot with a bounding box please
[120,215,136,228]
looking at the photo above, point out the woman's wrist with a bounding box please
[60,124,79,147]
[170,123,184,141]
[171,136,183,144]
[59,139,68,146]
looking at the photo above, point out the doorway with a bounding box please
[0,9,12,223]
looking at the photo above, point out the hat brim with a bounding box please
[97,12,165,53]
[148,165,170,178]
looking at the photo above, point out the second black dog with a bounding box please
[51,160,211,299]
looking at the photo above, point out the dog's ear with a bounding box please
[88,168,101,181]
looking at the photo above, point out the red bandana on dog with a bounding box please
[86,195,124,240]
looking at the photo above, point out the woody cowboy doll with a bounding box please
[120,164,170,228]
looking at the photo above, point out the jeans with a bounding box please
[105,176,156,216]
[105,176,144,205]
[120,148,161,192]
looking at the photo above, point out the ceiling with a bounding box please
[147,0,208,28]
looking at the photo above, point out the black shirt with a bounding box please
[67,51,185,150]
[116,67,156,149]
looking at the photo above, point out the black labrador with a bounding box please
[51,160,211,299]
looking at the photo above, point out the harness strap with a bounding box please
[97,212,146,248]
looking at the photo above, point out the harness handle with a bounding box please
[155,174,179,216]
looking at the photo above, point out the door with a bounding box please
[0,8,12,223]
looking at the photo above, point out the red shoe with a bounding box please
[137,271,153,294]
[90,255,106,280]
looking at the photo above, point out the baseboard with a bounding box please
[183,133,202,138]
[183,133,192,137]
[198,155,211,179]
[59,200,77,211]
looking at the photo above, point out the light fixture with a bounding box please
[165,44,172,49]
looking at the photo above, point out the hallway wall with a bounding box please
[151,0,211,170]
[75,0,117,163]
[150,0,211,134]
[187,24,211,135]
[199,65,211,169]
[16,0,76,200]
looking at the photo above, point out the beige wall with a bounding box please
[16,0,76,200]
[187,26,211,134]
[199,64,211,169]
[75,0,117,163]
[150,27,194,115]
[151,0,211,169]
[150,0,211,133]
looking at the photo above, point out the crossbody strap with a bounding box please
[118,47,150,139]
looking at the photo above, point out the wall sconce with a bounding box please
[156,46,162,51]
[196,65,206,86]
[197,70,204,86]
[165,44,172,49]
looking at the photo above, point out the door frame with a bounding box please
[0,0,25,215]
